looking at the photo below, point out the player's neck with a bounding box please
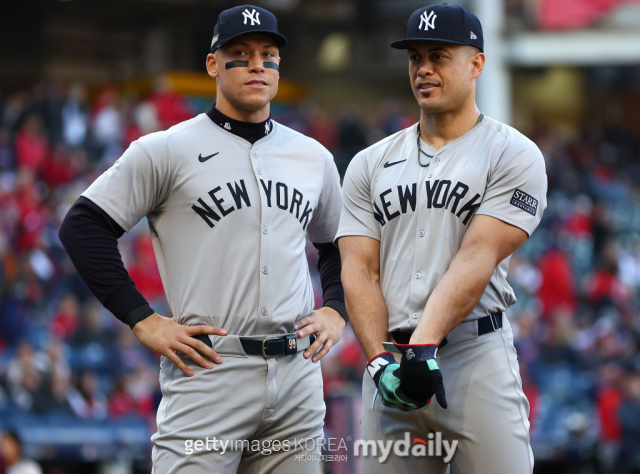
[419,102,482,150]
[215,96,271,123]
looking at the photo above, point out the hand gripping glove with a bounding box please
[366,352,422,411]
[394,344,447,409]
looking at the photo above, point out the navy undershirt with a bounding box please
[59,106,345,328]
[206,104,272,144]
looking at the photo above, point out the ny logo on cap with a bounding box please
[419,10,437,31]
[242,8,261,26]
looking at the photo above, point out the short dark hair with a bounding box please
[467,45,482,56]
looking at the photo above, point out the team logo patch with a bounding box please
[242,8,260,26]
[510,189,538,216]
[406,348,415,360]
[419,10,437,31]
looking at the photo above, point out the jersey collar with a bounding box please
[206,104,273,145]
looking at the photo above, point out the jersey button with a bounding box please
[256,168,262,175]
[262,227,268,234]
[261,308,268,316]
[414,272,421,279]
[252,151,259,158]
[434,158,440,163]
[418,230,425,237]
[262,266,269,275]
[427,173,433,179]
[411,313,419,319]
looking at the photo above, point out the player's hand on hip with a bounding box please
[132,313,227,377]
[367,352,422,411]
[394,343,448,409]
[294,307,346,363]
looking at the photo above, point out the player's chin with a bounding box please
[414,94,444,113]
[241,88,277,110]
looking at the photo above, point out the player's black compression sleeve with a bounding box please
[58,196,154,328]
[313,242,347,322]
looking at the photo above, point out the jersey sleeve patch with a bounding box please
[510,189,538,216]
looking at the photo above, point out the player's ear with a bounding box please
[470,50,484,80]
[206,52,220,79]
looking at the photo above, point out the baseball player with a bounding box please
[59,5,347,473]
[336,4,547,474]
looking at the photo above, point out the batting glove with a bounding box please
[366,352,423,411]
[394,344,448,409]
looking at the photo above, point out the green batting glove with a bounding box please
[367,352,424,411]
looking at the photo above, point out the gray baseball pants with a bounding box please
[151,334,325,473]
[359,315,534,474]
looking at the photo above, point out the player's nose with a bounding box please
[248,55,265,73]
[417,60,434,76]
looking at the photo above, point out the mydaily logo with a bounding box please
[354,431,457,463]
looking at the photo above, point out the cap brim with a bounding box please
[213,31,287,52]
[390,37,474,49]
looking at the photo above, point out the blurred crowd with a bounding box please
[0,81,639,472]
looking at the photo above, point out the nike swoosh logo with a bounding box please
[198,152,219,163]
[383,159,407,168]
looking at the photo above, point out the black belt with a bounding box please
[392,312,503,346]
[193,334,315,357]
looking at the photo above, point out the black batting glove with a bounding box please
[366,352,397,389]
[393,343,448,409]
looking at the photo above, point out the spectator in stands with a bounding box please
[49,294,80,341]
[61,83,89,149]
[67,371,107,420]
[108,366,154,418]
[617,371,640,473]
[596,363,624,473]
[90,85,124,163]
[34,338,70,384]
[70,304,115,349]
[537,247,577,319]
[13,114,48,174]
[0,431,41,474]
[6,343,39,411]
[31,369,72,415]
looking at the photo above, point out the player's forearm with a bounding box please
[410,246,496,345]
[59,196,154,328]
[342,265,388,360]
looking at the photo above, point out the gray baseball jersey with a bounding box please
[336,116,547,332]
[82,113,342,336]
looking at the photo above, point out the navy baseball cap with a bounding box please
[391,3,483,52]
[210,5,287,53]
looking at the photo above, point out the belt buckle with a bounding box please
[261,336,281,358]
[262,336,282,359]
